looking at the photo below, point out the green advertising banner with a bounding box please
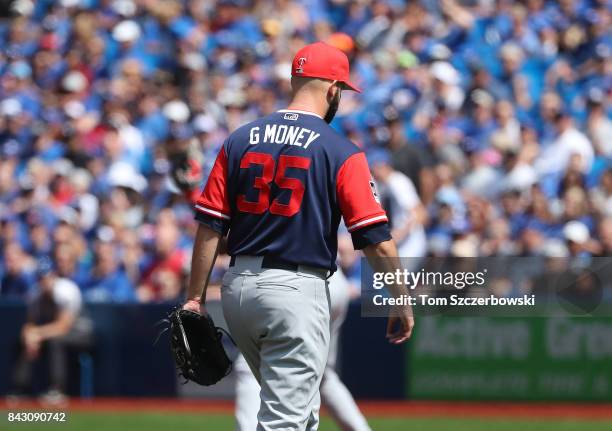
[407,315,612,401]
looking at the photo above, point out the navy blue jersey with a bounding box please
[195,109,390,271]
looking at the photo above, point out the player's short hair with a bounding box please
[290,75,337,94]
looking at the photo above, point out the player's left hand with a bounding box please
[386,306,414,344]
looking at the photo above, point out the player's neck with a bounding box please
[286,93,326,119]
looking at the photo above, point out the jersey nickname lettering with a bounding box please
[194,109,391,271]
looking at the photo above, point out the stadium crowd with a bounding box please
[0,0,611,303]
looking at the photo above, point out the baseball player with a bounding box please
[234,269,372,431]
[183,41,413,431]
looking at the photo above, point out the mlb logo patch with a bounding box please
[284,113,299,121]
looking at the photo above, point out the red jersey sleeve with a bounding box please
[336,152,388,232]
[194,146,231,221]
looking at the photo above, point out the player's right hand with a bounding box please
[386,306,414,344]
[182,298,203,314]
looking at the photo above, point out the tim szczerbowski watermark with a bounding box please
[360,257,612,317]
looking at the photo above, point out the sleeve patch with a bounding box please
[369,179,381,204]
[336,152,389,232]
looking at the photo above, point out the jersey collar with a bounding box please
[277,109,322,119]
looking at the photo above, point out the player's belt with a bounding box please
[229,255,329,278]
[229,255,298,271]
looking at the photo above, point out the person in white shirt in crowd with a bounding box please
[430,61,465,112]
[586,89,612,158]
[536,110,594,176]
[368,149,428,266]
[9,258,92,406]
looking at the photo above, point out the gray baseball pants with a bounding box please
[221,256,331,431]
[234,269,372,431]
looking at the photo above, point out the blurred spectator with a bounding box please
[82,239,137,303]
[53,241,89,287]
[386,115,435,203]
[598,218,612,256]
[368,149,427,263]
[10,258,92,405]
[337,232,361,296]
[138,210,187,302]
[563,220,600,257]
[536,111,594,180]
[587,90,612,157]
[0,242,34,298]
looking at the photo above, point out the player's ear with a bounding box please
[327,80,340,102]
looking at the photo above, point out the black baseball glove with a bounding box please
[168,308,232,386]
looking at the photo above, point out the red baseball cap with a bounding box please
[291,42,361,92]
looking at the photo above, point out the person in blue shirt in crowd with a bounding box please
[83,239,136,303]
[0,241,34,299]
